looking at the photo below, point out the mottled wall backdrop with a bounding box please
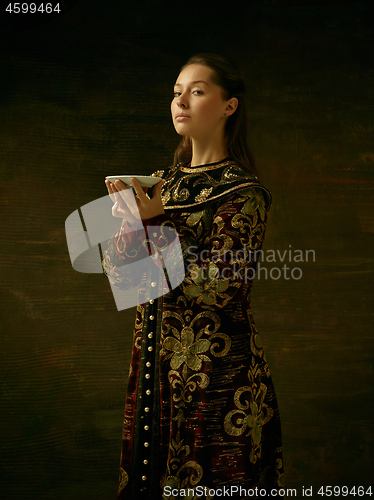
[0,1,373,499]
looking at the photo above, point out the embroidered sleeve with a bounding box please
[101,219,151,289]
[142,187,269,308]
[101,171,169,289]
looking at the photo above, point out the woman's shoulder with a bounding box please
[217,185,270,220]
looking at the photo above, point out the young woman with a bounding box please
[103,54,283,500]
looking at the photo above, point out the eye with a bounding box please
[173,91,181,97]
[192,90,203,95]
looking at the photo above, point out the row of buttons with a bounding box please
[140,297,156,488]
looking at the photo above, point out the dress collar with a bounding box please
[152,158,271,211]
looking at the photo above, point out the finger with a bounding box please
[111,184,128,206]
[113,203,132,221]
[105,180,117,203]
[115,181,136,208]
[131,177,147,202]
[112,202,122,218]
[114,179,130,191]
[150,179,165,201]
[112,189,124,206]
[153,179,165,196]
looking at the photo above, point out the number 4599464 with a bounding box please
[5,3,61,14]
[317,486,372,496]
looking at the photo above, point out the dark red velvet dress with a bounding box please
[102,159,284,500]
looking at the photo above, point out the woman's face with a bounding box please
[171,64,229,140]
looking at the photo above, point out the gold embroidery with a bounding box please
[172,175,195,202]
[209,332,232,357]
[168,370,210,411]
[151,170,165,178]
[195,187,213,203]
[231,212,266,250]
[135,304,144,330]
[162,432,204,498]
[224,355,274,464]
[163,327,211,371]
[158,160,271,210]
[162,190,171,204]
[183,263,234,306]
[180,160,233,173]
[134,332,142,350]
[118,467,128,493]
[238,187,267,221]
[222,164,251,180]
[163,183,268,210]
[186,210,204,227]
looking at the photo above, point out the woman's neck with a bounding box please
[190,137,228,167]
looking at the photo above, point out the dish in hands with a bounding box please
[105,175,161,188]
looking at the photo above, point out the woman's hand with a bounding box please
[105,177,165,222]
[105,179,140,224]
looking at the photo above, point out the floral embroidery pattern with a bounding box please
[238,187,267,221]
[246,401,263,445]
[183,263,231,305]
[163,326,211,371]
[224,356,274,464]
[161,304,232,491]
[162,431,203,499]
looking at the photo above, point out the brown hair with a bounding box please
[172,53,259,178]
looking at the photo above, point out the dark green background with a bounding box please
[0,1,373,498]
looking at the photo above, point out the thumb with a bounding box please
[154,179,165,196]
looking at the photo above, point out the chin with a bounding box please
[174,124,190,136]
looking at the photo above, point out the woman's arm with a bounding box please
[141,186,269,309]
[101,177,166,289]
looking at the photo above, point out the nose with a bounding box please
[176,92,188,108]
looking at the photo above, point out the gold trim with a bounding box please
[163,181,264,210]
[180,160,234,173]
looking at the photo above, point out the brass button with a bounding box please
[146,362,151,367]
[151,282,156,288]
[142,475,147,481]
[145,374,150,379]
[149,299,154,304]
[148,332,153,338]
[144,425,149,430]
[146,389,151,395]
[145,407,150,412]
[148,346,153,352]
[149,315,154,320]
[144,442,149,447]
[143,459,148,464]
[153,232,158,237]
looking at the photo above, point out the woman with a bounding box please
[103,54,283,500]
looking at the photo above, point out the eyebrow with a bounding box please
[174,80,209,87]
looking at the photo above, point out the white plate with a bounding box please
[105,175,161,188]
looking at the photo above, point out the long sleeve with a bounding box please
[101,215,182,291]
[101,219,151,289]
[142,186,269,309]
[102,186,269,306]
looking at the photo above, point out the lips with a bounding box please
[175,114,190,121]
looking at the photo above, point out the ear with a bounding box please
[225,97,238,117]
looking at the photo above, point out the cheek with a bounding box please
[198,100,221,123]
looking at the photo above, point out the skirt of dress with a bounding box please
[116,280,284,500]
